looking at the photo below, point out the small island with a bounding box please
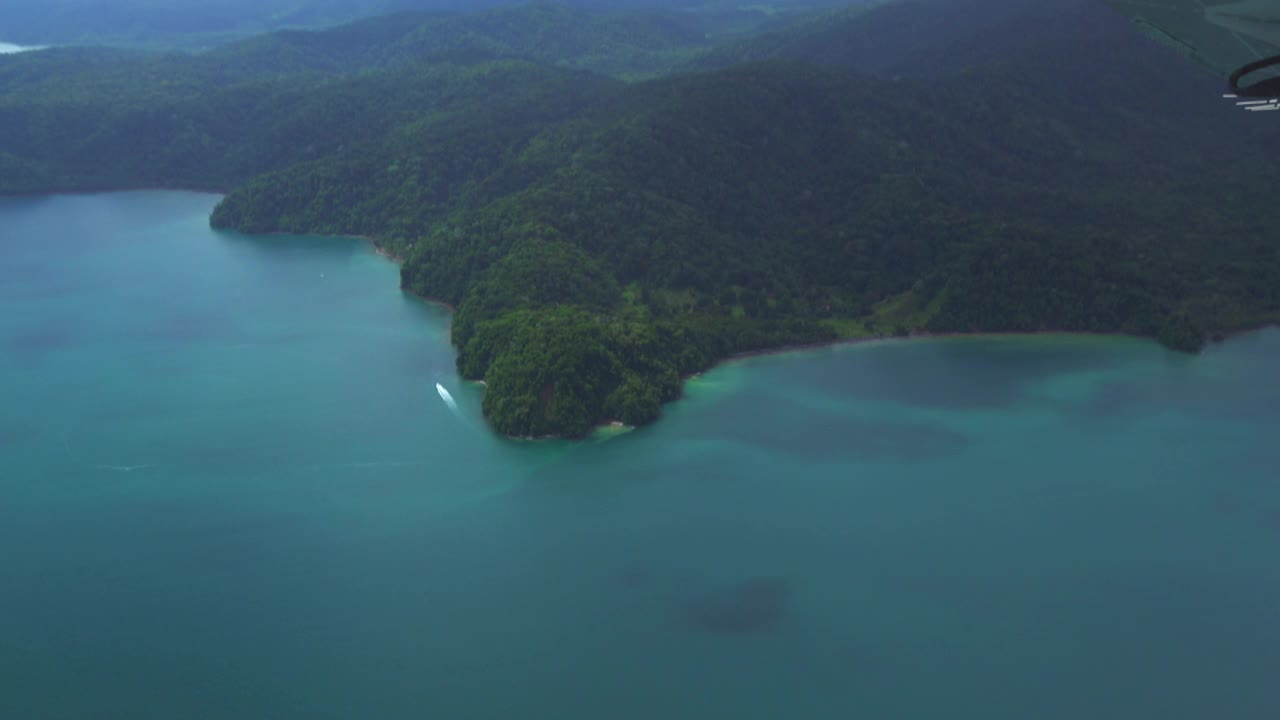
[3,0,1278,437]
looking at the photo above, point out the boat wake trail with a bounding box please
[436,382,458,412]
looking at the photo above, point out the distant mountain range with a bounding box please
[0,0,854,50]
[2,0,1276,436]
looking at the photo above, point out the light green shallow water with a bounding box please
[1,192,1278,719]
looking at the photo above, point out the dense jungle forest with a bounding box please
[2,0,1277,436]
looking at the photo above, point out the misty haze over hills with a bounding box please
[0,0,859,49]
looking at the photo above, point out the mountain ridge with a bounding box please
[2,0,1277,436]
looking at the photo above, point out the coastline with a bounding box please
[150,213,1280,438]
[157,210,1280,437]
[716,322,1277,368]
[405,288,456,313]
[361,227,1277,439]
[719,329,1139,366]
[370,242,404,264]
[1209,322,1280,343]
[23,191,1273,440]
[0,184,230,199]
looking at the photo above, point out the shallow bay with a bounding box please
[2,192,1278,719]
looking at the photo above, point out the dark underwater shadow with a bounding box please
[0,274,82,301]
[1071,329,1280,424]
[1256,509,1280,535]
[791,336,1143,411]
[210,228,369,265]
[1074,373,1280,426]
[133,306,237,344]
[1,323,81,365]
[513,425,669,491]
[678,578,793,634]
[705,393,971,462]
[600,565,873,699]
[0,252,71,300]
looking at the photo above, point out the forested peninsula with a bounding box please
[3,0,1279,437]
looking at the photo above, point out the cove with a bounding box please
[2,192,1279,719]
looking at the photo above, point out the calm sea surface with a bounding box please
[2,192,1278,719]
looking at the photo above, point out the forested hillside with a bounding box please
[0,0,495,49]
[0,0,847,50]
[2,0,1278,437]
[0,58,620,194]
[205,3,711,78]
[0,2,713,101]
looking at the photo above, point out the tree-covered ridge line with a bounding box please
[204,2,717,80]
[0,3,707,108]
[209,53,1280,435]
[3,0,1279,437]
[0,0,482,50]
[0,57,624,195]
[0,0,849,51]
[0,1,823,194]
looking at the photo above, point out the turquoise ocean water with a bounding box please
[1,192,1278,719]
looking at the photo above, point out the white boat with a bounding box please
[436,382,457,409]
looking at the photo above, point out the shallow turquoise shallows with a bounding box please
[2,192,1279,719]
